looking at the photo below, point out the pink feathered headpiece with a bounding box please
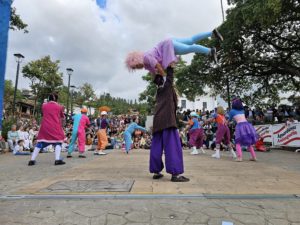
[125,51,144,71]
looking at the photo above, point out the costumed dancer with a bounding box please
[95,111,109,155]
[211,106,236,159]
[181,112,205,155]
[28,93,66,166]
[149,66,189,182]
[123,117,146,154]
[125,29,224,76]
[230,98,258,162]
[67,107,90,158]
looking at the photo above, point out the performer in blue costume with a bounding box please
[124,117,147,154]
[67,107,90,158]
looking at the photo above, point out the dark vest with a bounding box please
[152,67,178,134]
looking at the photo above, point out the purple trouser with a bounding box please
[189,128,204,148]
[149,128,184,176]
[216,124,230,145]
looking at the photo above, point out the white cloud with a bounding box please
[6,0,228,100]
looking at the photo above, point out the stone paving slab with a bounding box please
[11,149,300,195]
[0,198,300,225]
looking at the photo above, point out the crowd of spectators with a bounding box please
[0,104,299,154]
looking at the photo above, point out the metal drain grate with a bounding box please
[39,180,134,193]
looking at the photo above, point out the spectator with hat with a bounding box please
[95,111,109,155]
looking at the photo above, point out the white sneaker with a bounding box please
[200,148,206,154]
[190,149,199,155]
[230,149,237,158]
[211,149,220,159]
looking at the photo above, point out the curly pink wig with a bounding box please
[125,51,144,71]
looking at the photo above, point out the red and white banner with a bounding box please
[254,125,272,143]
[272,123,300,147]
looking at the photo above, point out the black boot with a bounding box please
[171,175,190,182]
[153,173,164,180]
[213,28,224,42]
[28,160,36,166]
[210,47,218,64]
[54,160,66,165]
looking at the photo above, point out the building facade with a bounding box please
[178,95,219,112]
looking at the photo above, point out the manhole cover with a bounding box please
[39,180,134,193]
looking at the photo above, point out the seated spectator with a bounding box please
[0,134,7,152]
[286,115,299,125]
[7,125,19,151]
[13,140,31,155]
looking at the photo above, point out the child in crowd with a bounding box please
[125,29,224,78]
[0,134,7,152]
[230,98,258,162]
[13,140,31,155]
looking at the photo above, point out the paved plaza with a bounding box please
[0,149,300,224]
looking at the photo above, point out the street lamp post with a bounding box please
[66,68,73,120]
[70,85,76,116]
[12,53,25,117]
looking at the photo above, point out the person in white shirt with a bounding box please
[13,140,31,155]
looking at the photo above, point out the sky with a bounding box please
[6,0,228,100]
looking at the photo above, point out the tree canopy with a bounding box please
[182,0,299,107]
[140,0,300,108]
[10,1,28,33]
[22,56,63,112]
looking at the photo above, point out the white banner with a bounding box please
[254,125,272,143]
[272,123,300,147]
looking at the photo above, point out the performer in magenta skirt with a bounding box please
[229,98,258,162]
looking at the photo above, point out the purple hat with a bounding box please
[232,98,244,110]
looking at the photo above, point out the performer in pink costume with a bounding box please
[67,107,91,158]
[28,93,66,166]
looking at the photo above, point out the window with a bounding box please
[181,100,186,109]
[203,102,207,110]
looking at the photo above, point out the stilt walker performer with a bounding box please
[28,93,66,166]
[67,107,90,158]
[149,66,189,182]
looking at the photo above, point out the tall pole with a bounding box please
[0,0,12,130]
[70,85,76,116]
[226,75,231,109]
[12,53,24,117]
[66,68,73,120]
[220,0,231,109]
[220,0,225,22]
[66,73,70,117]
[12,61,20,116]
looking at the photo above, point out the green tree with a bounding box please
[170,0,299,107]
[10,1,28,33]
[22,56,63,114]
[3,80,22,114]
[139,73,157,113]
